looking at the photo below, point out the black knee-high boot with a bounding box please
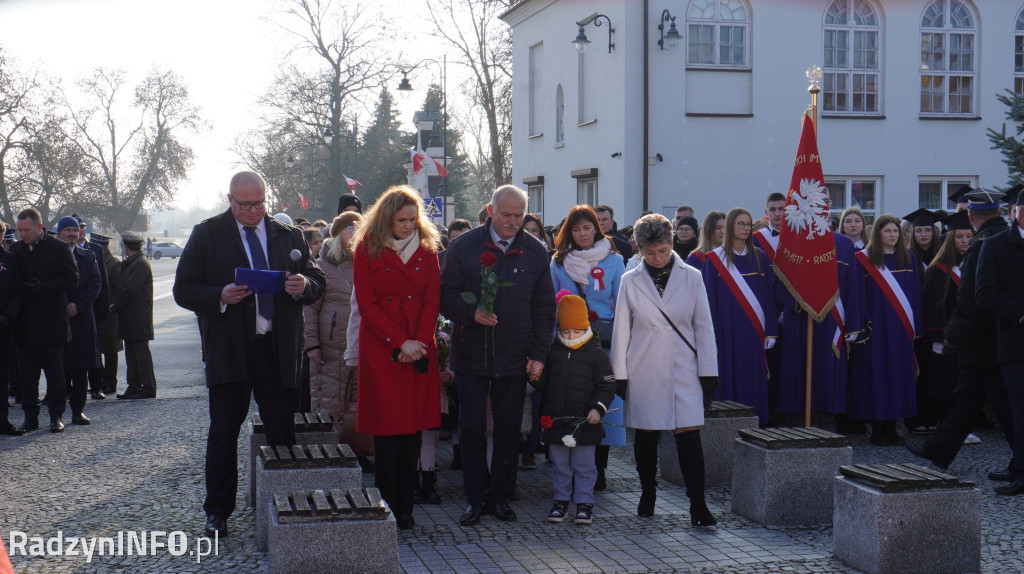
[595,444,609,491]
[674,430,717,526]
[634,430,659,517]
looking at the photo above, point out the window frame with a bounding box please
[918,177,975,210]
[685,0,752,71]
[576,178,598,207]
[825,177,881,226]
[919,0,978,118]
[1016,8,1024,94]
[822,0,883,116]
[527,184,544,219]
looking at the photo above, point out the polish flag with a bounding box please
[410,147,448,178]
[343,175,362,192]
[298,193,309,210]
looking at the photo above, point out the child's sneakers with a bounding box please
[547,500,569,523]
[574,503,593,525]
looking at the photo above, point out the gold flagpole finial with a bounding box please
[806,66,822,134]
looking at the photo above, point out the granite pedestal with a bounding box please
[268,488,398,574]
[833,463,980,574]
[660,401,758,488]
[246,413,338,507]
[256,443,363,552]
[731,427,851,526]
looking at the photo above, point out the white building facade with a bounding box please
[501,0,1023,227]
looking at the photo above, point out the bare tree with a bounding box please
[63,67,203,231]
[424,0,513,188]
[0,47,39,223]
[257,0,397,221]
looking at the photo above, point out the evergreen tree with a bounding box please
[358,88,410,207]
[418,83,474,219]
[988,89,1024,187]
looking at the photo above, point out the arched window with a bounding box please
[920,0,977,116]
[555,85,565,143]
[686,0,751,69]
[822,0,881,114]
[1016,7,1024,93]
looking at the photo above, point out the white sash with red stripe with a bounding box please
[708,248,766,343]
[753,228,778,260]
[830,298,846,355]
[935,262,961,287]
[856,249,915,340]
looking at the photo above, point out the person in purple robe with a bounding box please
[776,232,865,428]
[849,214,922,446]
[701,208,778,423]
[685,211,725,270]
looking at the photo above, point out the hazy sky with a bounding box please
[0,0,459,210]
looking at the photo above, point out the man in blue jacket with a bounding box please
[441,185,556,526]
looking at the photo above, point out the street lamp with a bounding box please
[571,13,614,54]
[397,55,449,223]
[286,126,333,219]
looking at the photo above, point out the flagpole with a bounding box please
[804,65,822,428]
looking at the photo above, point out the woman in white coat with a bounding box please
[611,214,719,526]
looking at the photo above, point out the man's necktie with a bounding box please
[498,239,509,249]
[244,226,274,320]
[771,229,780,237]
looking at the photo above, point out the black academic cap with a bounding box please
[965,187,1004,210]
[948,185,972,204]
[1002,184,1024,206]
[940,210,971,231]
[902,208,940,227]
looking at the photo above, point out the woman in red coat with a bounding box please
[352,185,441,530]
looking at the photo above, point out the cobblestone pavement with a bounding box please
[1,258,1022,573]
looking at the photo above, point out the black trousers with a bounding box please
[456,372,527,507]
[1001,362,1024,474]
[17,344,66,421]
[924,365,1013,468]
[373,433,421,517]
[125,340,156,395]
[66,368,89,415]
[102,352,118,391]
[203,335,296,518]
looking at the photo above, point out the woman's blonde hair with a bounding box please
[695,210,726,253]
[353,185,439,258]
[838,205,866,238]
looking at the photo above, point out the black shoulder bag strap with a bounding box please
[657,307,698,358]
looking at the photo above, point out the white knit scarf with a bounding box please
[563,237,612,285]
[390,230,420,264]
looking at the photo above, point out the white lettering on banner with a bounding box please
[7,530,219,564]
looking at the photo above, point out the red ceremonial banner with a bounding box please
[773,113,839,322]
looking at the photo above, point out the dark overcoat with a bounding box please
[10,233,78,347]
[976,224,1024,364]
[65,245,102,370]
[111,251,154,341]
[172,209,325,388]
[98,250,123,354]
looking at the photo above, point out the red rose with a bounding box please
[588,311,599,324]
[540,415,554,429]
[479,252,498,267]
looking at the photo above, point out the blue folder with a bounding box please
[234,267,285,295]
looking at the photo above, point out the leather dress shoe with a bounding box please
[17,419,38,433]
[101,385,117,395]
[904,442,948,469]
[90,391,106,400]
[990,469,1018,482]
[995,477,1024,496]
[396,514,415,530]
[50,419,64,433]
[117,390,155,400]
[72,413,91,425]
[0,420,25,436]
[459,505,483,526]
[204,515,228,537]
[488,502,518,522]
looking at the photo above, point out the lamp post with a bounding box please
[286,127,333,221]
[398,55,448,224]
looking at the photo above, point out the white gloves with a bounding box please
[932,342,944,355]
[845,333,859,342]
[764,338,777,350]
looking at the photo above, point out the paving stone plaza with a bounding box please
[1,259,1023,573]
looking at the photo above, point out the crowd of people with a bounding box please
[1,210,156,437]
[168,170,1024,537]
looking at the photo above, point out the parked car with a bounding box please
[151,241,184,259]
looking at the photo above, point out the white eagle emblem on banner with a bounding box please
[785,178,832,240]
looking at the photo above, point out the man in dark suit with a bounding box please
[74,216,110,400]
[0,221,23,435]
[91,234,123,395]
[440,185,556,526]
[12,208,79,433]
[976,187,1024,496]
[173,171,326,537]
[58,216,102,426]
[111,231,156,400]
